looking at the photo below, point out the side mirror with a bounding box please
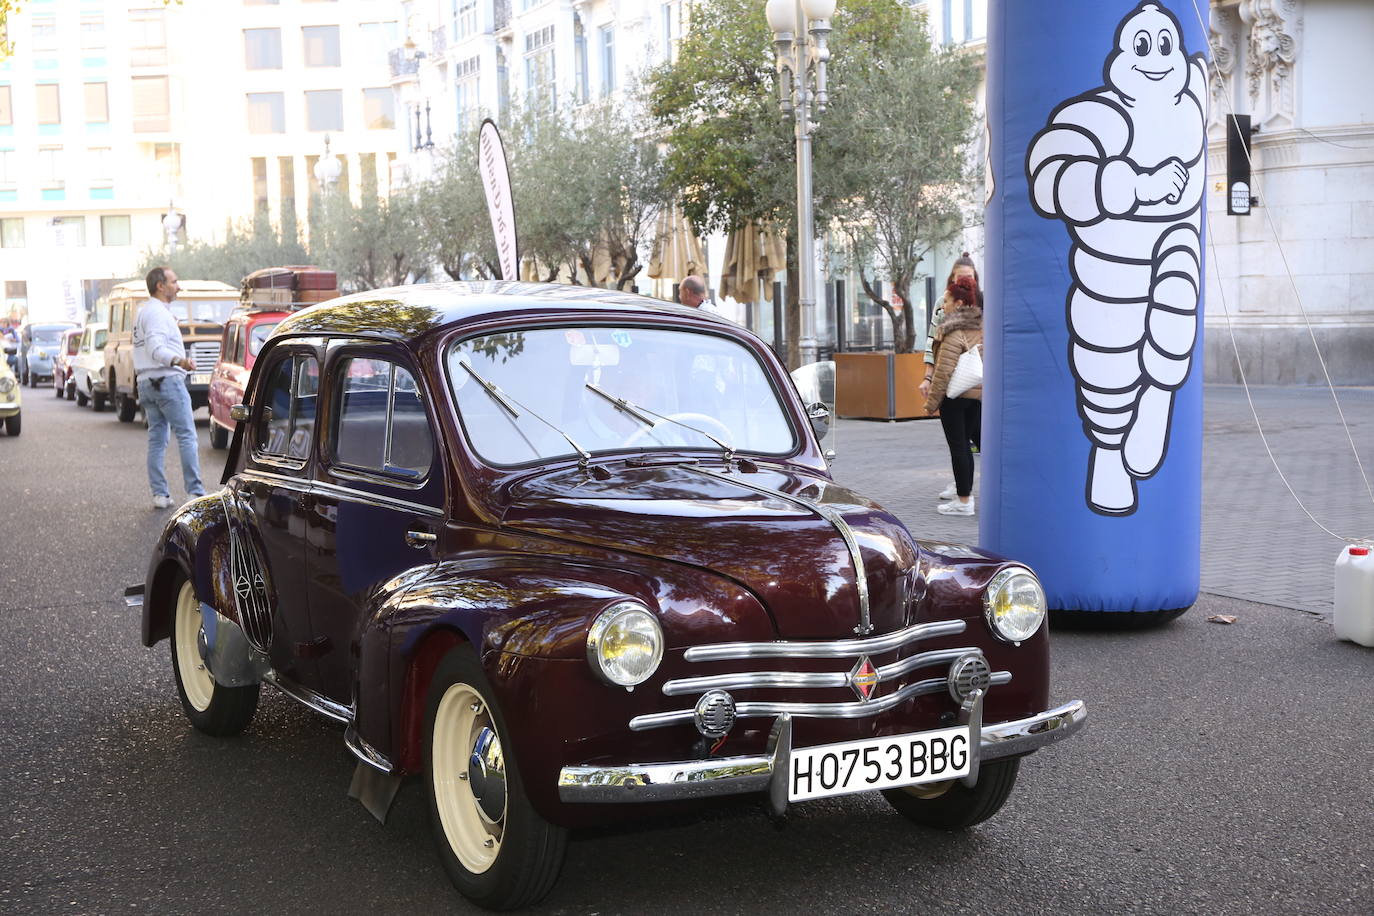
[806,401,831,441]
[230,403,252,422]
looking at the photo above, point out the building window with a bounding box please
[246,92,286,134]
[0,87,11,126]
[81,14,106,50]
[303,25,341,68]
[132,76,171,132]
[964,0,973,42]
[252,157,269,216]
[0,219,22,248]
[0,149,16,186]
[38,147,63,186]
[362,88,394,130]
[31,15,57,52]
[599,25,615,97]
[84,83,109,123]
[88,147,113,181]
[52,216,86,247]
[129,8,168,67]
[36,84,61,125]
[454,0,477,39]
[661,3,674,63]
[456,56,480,135]
[524,25,555,109]
[5,281,27,302]
[574,20,588,104]
[359,21,398,68]
[305,90,343,131]
[244,28,283,70]
[101,215,131,247]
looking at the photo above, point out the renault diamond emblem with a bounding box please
[849,656,879,702]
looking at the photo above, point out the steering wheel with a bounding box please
[621,412,735,449]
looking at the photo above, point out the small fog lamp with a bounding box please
[983,567,1046,643]
[587,601,664,688]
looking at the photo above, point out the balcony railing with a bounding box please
[388,47,419,79]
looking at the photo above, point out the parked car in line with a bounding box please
[208,307,287,449]
[70,323,109,410]
[0,343,21,435]
[100,279,237,422]
[52,327,84,400]
[128,282,1085,911]
[19,321,79,388]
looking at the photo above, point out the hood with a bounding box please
[502,462,923,638]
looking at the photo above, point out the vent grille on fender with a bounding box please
[229,526,272,652]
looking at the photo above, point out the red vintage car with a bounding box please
[207,307,288,449]
[128,282,1085,910]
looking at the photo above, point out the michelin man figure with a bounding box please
[1026,2,1207,516]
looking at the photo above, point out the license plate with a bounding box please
[788,725,972,802]
[189,372,210,386]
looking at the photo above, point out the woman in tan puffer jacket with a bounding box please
[925,276,983,516]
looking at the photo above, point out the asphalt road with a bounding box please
[2,389,1372,915]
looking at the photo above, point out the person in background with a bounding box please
[921,253,983,500]
[134,266,205,509]
[1,322,17,373]
[679,275,722,315]
[924,274,984,517]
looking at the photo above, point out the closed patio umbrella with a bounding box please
[721,220,787,304]
[647,205,706,283]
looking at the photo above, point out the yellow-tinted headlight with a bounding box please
[983,566,1046,643]
[586,601,664,688]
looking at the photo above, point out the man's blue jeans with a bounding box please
[138,374,204,499]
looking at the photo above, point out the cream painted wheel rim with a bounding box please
[174,580,215,712]
[901,779,954,800]
[432,683,505,874]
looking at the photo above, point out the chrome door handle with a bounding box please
[405,529,437,549]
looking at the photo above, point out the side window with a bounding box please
[333,357,433,479]
[255,354,319,460]
[95,329,107,350]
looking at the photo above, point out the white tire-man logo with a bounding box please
[1026,2,1207,516]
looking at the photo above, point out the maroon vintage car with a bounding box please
[128,282,1085,910]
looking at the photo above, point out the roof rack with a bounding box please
[239,265,339,313]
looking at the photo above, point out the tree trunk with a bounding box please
[784,234,801,370]
[893,275,916,353]
[858,271,902,353]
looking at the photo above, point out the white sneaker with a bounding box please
[938,482,958,500]
[152,495,173,509]
[937,500,975,516]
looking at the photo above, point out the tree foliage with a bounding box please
[135,211,307,287]
[648,0,979,354]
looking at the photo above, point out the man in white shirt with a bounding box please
[133,267,204,508]
[679,275,722,315]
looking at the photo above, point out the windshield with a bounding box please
[168,299,237,323]
[248,320,279,356]
[448,326,796,466]
[32,327,69,347]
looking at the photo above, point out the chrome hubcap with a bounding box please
[468,726,507,824]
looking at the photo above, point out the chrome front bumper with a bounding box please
[558,698,1086,809]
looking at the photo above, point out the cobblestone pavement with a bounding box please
[831,385,1374,615]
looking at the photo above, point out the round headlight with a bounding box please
[586,601,664,688]
[0,377,14,393]
[983,566,1046,643]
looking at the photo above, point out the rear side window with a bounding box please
[248,320,279,357]
[255,354,319,460]
[333,357,433,479]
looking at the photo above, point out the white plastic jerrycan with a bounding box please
[1333,544,1374,647]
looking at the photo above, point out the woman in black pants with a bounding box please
[924,275,983,516]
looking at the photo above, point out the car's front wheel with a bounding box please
[116,392,137,422]
[169,577,259,736]
[882,757,1020,830]
[209,422,228,449]
[425,648,567,911]
[3,413,19,436]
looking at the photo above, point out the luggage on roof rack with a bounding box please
[240,266,339,312]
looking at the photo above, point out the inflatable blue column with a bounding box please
[982,0,1208,617]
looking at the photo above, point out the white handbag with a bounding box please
[946,343,983,398]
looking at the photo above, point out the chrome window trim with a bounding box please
[629,670,1011,731]
[683,619,966,662]
[662,646,983,696]
[241,469,444,518]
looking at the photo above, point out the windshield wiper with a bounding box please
[461,361,593,465]
[585,383,735,463]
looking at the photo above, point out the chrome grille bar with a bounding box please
[189,341,221,371]
[630,671,1011,731]
[663,646,981,696]
[683,619,966,662]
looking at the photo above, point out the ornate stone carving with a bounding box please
[1208,4,1240,136]
[1240,0,1301,130]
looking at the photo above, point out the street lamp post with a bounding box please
[766,0,834,366]
[314,134,342,191]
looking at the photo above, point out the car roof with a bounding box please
[272,280,732,344]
